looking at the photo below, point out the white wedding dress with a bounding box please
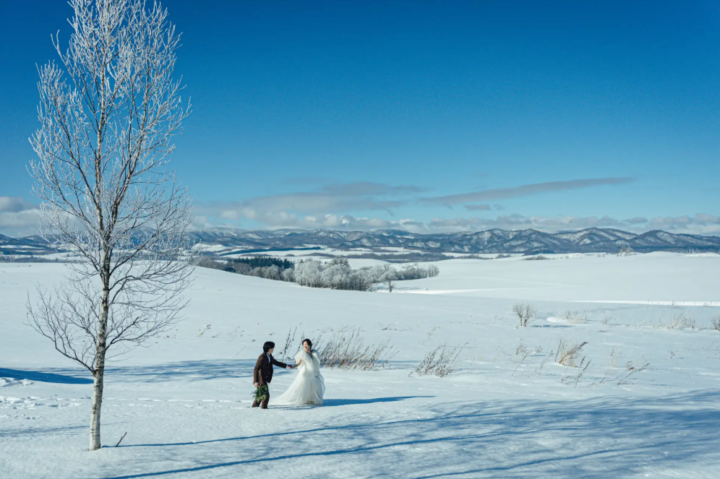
[272,349,325,406]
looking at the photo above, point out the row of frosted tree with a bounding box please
[198,256,440,291]
[293,258,439,291]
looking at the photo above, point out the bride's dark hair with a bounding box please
[302,338,312,348]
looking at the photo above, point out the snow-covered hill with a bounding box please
[3,228,720,260]
[0,234,58,257]
[1,253,720,478]
[187,227,720,255]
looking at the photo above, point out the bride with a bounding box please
[272,339,325,406]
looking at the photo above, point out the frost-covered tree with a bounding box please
[205,255,439,292]
[394,263,440,280]
[27,0,192,451]
[379,265,397,292]
[295,259,324,288]
[263,265,282,280]
[321,262,352,289]
[281,267,295,282]
[328,257,350,267]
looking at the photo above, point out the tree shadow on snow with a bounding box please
[106,360,257,383]
[0,424,87,439]
[100,389,720,479]
[322,396,432,407]
[270,396,434,409]
[107,360,423,383]
[0,368,92,384]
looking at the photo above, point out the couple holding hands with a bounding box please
[252,339,325,409]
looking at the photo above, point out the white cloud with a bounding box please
[5,188,720,239]
[0,196,34,213]
[194,181,426,223]
[0,197,41,237]
[645,214,720,235]
[420,177,636,207]
[194,209,720,236]
[624,217,648,225]
[464,204,492,211]
[254,212,395,230]
[425,214,627,232]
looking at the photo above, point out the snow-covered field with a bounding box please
[1,253,720,478]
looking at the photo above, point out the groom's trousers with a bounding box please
[252,388,269,409]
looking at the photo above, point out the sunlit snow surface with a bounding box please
[1,253,720,478]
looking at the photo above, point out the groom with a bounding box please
[252,341,293,409]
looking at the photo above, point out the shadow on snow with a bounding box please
[105,360,257,383]
[0,368,92,384]
[100,389,720,479]
[322,396,431,407]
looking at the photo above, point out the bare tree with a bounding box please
[27,0,192,451]
[380,265,396,293]
[512,303,536,327]
[712,316,720,332]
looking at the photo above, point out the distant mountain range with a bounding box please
[2,228,719,259]
[0,234,59,257]
[185,228,720,255]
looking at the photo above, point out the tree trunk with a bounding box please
[90,285,109,451]
[89,362,104,450]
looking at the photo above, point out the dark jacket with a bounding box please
[253,353,288,386]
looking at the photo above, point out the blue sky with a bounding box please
[1,0,719,236]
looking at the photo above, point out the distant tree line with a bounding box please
[227,256,294,270]
[195,256,439,291]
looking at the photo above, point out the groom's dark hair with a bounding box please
[263,341,275,353]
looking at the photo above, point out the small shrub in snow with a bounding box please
[598,359,649,386]
[560,310,589,324]
[555,340,590,386]
[512,303,536,327]
[196,324,212,337]
[514,342,543,357]
[555,340,588,368]
[616,361,649,385]
[414,345,461,377]
[561,360,591,387]
[711,317,720,331]
[665,314,696,330]
[320,330,395,370]
[276,326,299,362]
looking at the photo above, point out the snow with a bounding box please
[393,253,720,303]
[202,245,455,262]
[1,253,720,478]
